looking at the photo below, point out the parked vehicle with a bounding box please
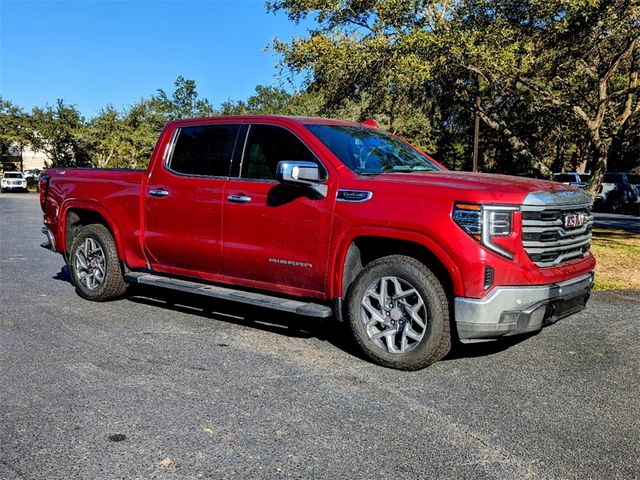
[594,172,640,213]
[23,169,42,189]
[34,171,45,193]
[23,169,42,180]
[39,116,595,370]
[1,171,28,192]
[553,172,590,189]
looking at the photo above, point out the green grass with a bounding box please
[591,228,640,290]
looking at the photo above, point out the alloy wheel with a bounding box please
[360,276,428,353]
[74,237,106,290]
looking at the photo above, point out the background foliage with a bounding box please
[0,0,638,193]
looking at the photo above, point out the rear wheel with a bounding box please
[69,224,128,301]
[345,255,451,370]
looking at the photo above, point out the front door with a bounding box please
[144,123,241,278]
[222,123,336,297]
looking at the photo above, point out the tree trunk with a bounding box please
[475,108,552,178]
[586,135,608,196]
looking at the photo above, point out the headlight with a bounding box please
[453,202,518,259]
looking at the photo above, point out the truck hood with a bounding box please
[369,171,570,194]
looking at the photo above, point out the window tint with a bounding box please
[241,124,316,180]
[169,124,239,177]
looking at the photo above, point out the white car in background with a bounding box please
[1,171,28,193]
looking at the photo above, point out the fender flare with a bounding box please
[330,226,464,299]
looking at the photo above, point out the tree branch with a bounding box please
[515,77,592,126]
[456,87,552,177]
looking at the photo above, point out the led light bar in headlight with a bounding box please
[488,210,512,237]
[453,202,518,259]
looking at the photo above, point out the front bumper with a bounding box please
[454,272,594,342]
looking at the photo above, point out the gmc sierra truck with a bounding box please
[40,116,595,370]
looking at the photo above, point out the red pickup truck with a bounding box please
[40,116,595,370]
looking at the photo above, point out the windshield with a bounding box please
[306,124,440,175]
[4,173,23,179]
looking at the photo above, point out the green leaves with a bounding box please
[29,99,91,168]
[155,76,216,120]
[270,0,640,179]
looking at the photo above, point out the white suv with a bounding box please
[1,171,28,193]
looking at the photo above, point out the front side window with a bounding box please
[241,124,317,180]
[306,124,440,175]
[169,124,240,177]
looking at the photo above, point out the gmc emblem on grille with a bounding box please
[563,212,588,228]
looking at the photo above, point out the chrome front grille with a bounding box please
[521,190,593,268]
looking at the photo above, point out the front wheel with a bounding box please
[345,255,451,370]
[69,224,128,301]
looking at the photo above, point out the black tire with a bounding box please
[69,224,128,301]
[345,255,451,370]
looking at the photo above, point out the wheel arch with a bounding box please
[332,228,464,302]
[60,201,125,262]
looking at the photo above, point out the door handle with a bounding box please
[149,189,169,197]
[227,195,252,203]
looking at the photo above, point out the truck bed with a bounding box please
[44,167,147,268]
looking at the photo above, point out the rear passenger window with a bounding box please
[169,124,239,177]
[241,124,316,180]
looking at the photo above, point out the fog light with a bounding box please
[499,311,520,324]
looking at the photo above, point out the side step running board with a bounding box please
[124,272,333,318]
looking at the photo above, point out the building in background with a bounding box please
[1,145,49,173]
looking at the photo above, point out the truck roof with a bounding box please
[166,115,365,128]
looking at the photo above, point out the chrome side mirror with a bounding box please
[276,161,327,197]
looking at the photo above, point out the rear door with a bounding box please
[221,122,336,297]
[144,123,241,277]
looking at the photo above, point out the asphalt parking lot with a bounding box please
[1,193,639,479]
